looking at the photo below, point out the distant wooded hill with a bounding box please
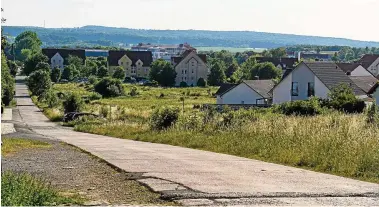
[3,25,379,48]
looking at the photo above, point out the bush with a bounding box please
[179,81,188,87]
[279,97,322,116]
[8,60,18,77]
[112,66,126,80]
[62,64,79,81]
[51,67,61,83]
[94,77,124,97]
[36,62,51,73]
[97,66,108,78]
[129,86,139,97]
[2,52,15,106]
[1,171,75,206]
[88,75,98,85]
[44,90,59,108]
[149,107,180,130]
[327,84,365,113]
[63,93,84,113]
[88,92,102,101]
[27,70,52,100]
[366,102,379,126]
[197,78,207,87]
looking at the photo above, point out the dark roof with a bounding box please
[42,48,86,64]
[301,53,331,60]
[349,76,378,94]
[336,63,362,73]
[243,80,275,98]
[304,62,366,96]
[215,83,237,96]
[108,50,152,67]
[358,54,379,69]
[255,57,297,69]
[171,50,207,66]
[282,69,292,79]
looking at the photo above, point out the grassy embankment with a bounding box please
[36,83,379,183]
[1,138,81,206]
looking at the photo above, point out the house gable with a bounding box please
[220,82,264,105]
[351,65,373,76]
[51,52,64,69]
[118,55,132,67]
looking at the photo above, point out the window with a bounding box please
[192,69,194,73]
[291,82,299,96]
[58,60,61,63]
[182,70,184,74]
[307,82,315,97]
[192,62,195,67]
[53,60,55,63]
[191,77,194,81]
[121,62,123,65]
[185,70,187,74]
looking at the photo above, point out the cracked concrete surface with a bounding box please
[13,77,379,206]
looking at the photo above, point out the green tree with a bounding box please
[23,52,49,75]
[240,56,257,79]
[35,62,51,73]
[51,67,61,83]
[20,49,32,62]
[97,66,109,78]
[112,66,126,80]
[67,55,84,75]
[207,61,226,86]
[62,64,78,81]
[250,62,282,80]
[94,77,124,97]
[27,70,51,100]
[7,60,18,77]
[14,31,42,60]
[332,52,339,62]
[1,52,15,106]
[197,78,207,87]
[270,47,287,58]
[149,59,177,87]
[226,62,239,78]
[63,93,84,113]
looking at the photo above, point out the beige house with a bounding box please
[108,51,153,79]
[171,50,209,86]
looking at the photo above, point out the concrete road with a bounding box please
[14,77,379,206]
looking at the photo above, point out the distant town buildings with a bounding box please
[42,48,86,69]
[131,43,195,61]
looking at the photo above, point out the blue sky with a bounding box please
[2,0,379,41]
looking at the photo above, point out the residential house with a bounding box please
[171,50,209,86]
[358,54,379,77]
[272,62,366,104]
[368,83,379,105]
[131,43,195,61]
[108,50,153,79]
[349,76,378,94]
[337,63,373,77]
[42,48,86,69]
[216,80,274,105]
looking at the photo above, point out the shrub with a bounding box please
[63,93,83,113]
[62,64,79,81]
[367,102,379,126]
[27,70,52,100]
[197,78,207,87]
[8,60,18,77]
[99,105,109,118]
[35,62,51,73]
[179,81,188,87]
[88,75,98,85]
[112,66,126,80]
[88,92,102,101]
[2,52,15,106]
[149,107,180,130]
[129,86,139,97]
[159,93,165,98]
[94,77,124,97]
[97,66,108,78]
[279,97,322,116]
[44,90,59,108]
[328,83,365,113]
[51,67,61,83]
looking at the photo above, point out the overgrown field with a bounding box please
[36,83,379,183]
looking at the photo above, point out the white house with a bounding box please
[216,80,274,105]
[337,63,373,77]
[42,48,86,69]
[358,54,379,77]
[272,62,367,104]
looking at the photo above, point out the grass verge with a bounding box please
[1,171,82,206]
[2,138,51,156]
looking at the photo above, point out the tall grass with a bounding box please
[1,172,80,206]
[75,111,379,183]
[2,138,50,156]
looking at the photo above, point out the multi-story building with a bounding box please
[108,50,153,79]
[131,43,195,61]
[171,50,209,86]
[42,48,86,69]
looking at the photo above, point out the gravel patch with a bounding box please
[2,130,174,206]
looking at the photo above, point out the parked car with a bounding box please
[63,112,99,122]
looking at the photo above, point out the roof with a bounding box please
[215,83,237,96]
[349,76,378,94]
[255,57,298,69]
[42,48,86,63]
[108,50,153,67]
[243,80,275,98]
[303,62,366,96]
[368,82,379,94]
[301,53,331,60]
[336,63,362,73]
[358,54,379,69]
[171,50,207,66]
[282,69,292,79]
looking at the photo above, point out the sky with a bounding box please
[2,0,379,42]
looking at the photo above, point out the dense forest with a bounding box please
[3,25,379,48]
